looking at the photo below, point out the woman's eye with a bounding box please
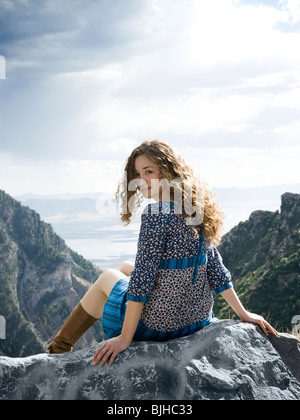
[134,171,153,177]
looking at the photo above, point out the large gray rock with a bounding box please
[0,320,299,401]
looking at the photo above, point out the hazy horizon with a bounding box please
[13,183,300,268]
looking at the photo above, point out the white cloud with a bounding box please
[1,0,300,195]
[86,91,264,143]
[79,0,300,148]
[57,64,124,83]
[175,0,290,70]
[0,154,124,196]
[179,145,300,189]
[109,138,137,155]
[281,0,300,23]
[1,141,299,197]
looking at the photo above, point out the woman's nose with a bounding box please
[141,176,150,185]
[137,178,148,190]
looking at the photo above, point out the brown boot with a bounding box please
[48,302,98,354]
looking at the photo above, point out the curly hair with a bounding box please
[115,140,225,246]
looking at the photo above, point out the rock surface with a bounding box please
[0,320,300,401]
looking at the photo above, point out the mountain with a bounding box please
[0,190,102,358]
[215,193,300,331]
[214,183,300,232]
[16,192,123,224]
[1,188,299,358]
[22,197,100,221]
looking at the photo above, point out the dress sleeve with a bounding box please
[207,247,233,294]
[127,205,167,303]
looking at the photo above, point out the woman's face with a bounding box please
[134,155,162,201]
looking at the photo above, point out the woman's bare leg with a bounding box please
[48,269,127,354]
[119,260,135,277]
[81,269,125,319]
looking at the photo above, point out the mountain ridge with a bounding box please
[216,192,300,331]
[0,190,102,357]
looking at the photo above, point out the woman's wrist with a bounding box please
[120,333,133,345]
[121,301,144,344]
[239,310,250,322]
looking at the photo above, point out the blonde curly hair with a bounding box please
[115,140,225,246]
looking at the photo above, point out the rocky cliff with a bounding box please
[216,193,300,331]
[0,321,299,401]
[0,190,102,357]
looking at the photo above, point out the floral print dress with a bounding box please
[102,201,233,341]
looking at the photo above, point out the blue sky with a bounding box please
[0,0,300,195]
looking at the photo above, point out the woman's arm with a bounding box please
[93,301,144,367]
[122,301,145,342]
[221,288,278,336]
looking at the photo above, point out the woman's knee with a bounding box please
[96,269,124,297]
[119,261,135,277]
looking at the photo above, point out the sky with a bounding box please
[0,0,300,196]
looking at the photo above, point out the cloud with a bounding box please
[178,144,300,189]
[0,152,124,196]
[281,0,300,23]
[0,0,152,81]
[0,0,300,194]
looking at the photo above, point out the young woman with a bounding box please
[48,140,277,366]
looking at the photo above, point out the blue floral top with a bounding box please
[127,201,233,335]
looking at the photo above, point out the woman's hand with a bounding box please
[221,288,278,336]
[241,311,278,336]
[93,301,144,368]
[93,335,131,367]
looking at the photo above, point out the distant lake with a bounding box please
[54,222,141,271]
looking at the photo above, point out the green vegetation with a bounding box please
[70,248,102,282]
[0,190,103,357]
[215,193,300,332]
